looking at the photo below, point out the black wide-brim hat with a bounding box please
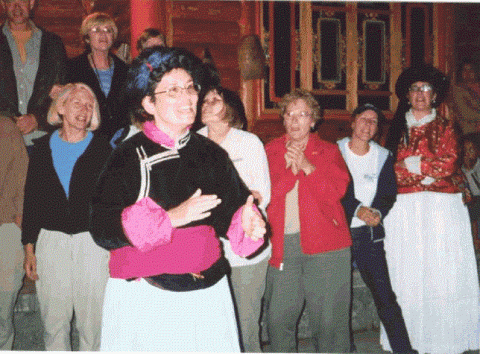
[395,64,450,106]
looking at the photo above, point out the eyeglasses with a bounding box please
[357,117,378,126]
[154,83,201,98]
[409,84,433,92]
[90,27,114,34]
[284,111,312,120]
[203,96,223,106]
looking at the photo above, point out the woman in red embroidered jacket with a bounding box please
[263,89,352,352]
[382,64,480,354]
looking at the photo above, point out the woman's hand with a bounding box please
[357,206,381,227]
[14,214,22,229]
[23,243,38,281]
[15,114,38,135]
[167,189,222,228]
[250,190,263,205]
[285,151,297,174]
[241,195,266,241]
[285,143,315,175]
[396,160,407,169]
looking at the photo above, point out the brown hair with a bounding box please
[202,86,247,130]
[136,28,166,51]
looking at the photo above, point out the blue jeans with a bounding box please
[350,226,413,353]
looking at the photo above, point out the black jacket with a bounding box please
[0,25,67,130]
[90,132,251,250]
[338,138,397,241]
[67,52,129,140]
[22,132,112,244]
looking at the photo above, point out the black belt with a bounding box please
[143,257,231,292]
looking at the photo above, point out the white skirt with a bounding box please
[380,192,480,354]
[100,276,240,352]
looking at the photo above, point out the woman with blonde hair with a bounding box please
[68,12,128,140]
[22,83,112,351]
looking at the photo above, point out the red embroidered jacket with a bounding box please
[395,115,463,194]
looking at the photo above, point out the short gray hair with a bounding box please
[278,89,322,123]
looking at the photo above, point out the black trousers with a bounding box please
[350,226,413,353]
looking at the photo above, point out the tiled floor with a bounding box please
[11,298,480,353]
[11,253,480,352]
[12,303,386,353]
[262,329,388,353]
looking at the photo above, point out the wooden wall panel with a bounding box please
[170,1,244,92]
[251,120,285,145]
[172,1,242,22]
[172,19,240,45]
[173,43,239,69]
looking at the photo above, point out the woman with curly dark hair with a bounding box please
[90,47,266,351]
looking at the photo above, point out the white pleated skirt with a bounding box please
[100,276,241,352]
[380,192,480,354]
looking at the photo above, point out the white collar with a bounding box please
[406,108,436,128]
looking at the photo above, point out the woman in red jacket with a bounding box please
[264,89,352,352]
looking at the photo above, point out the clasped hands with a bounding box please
[356,206,381,227]
[167,188,266,241]
[284,140,315,175]
[15,114,38,135]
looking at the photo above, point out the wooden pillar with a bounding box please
[434,3,455,76]
[239,0,259,131]
[130,0,164,58]
[433,3,455,117]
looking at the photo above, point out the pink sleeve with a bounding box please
[227,204,265,257]
[121,197,173,252]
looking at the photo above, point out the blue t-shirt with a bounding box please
[50,130,93,197]
[94,62,115,97]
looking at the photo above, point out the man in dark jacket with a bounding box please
[0,0,67,150]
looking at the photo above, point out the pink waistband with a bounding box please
[109,225,222,279]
